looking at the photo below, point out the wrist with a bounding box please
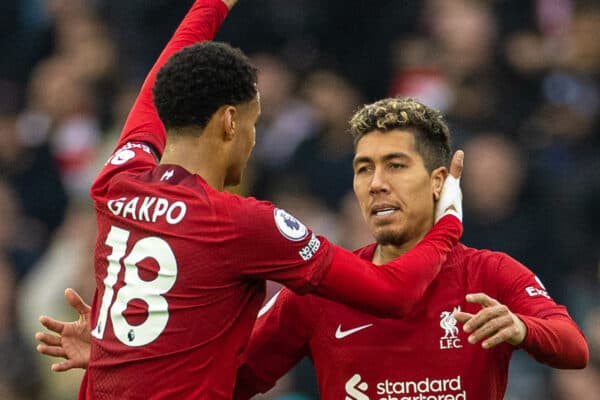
[513,313,530,347]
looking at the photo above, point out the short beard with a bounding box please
[374,229,409,246]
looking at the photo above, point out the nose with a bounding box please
[369,168,389,195]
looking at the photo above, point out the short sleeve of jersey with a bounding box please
[487,252,570,319]
[217,195,334,294]
[90,141,158,201]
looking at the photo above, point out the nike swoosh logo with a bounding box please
[335,323,373,339]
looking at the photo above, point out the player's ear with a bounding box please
[431,166,447,201]
[221,105,237,141]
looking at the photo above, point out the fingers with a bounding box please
[449,150,464,179]
[479,324,524,349]
[35,331,67,358]
[36,343,67,358]
[39,315,65,335]
[465,293,500,308]
[64,288,91,316]
[457,293,526,349]
[465,313,514,347]
[35,331,62,347]
[453,311,474,324]
[51,360,77,373]
[462,302,508,333]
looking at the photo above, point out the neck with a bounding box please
[372,229,429,265]
[160,130,229,191]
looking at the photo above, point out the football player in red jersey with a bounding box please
[39,100,589,400]
[37,98,589,400]
[232,98,588,399]
[35,1,465,399]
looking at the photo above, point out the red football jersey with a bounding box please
[235,243,587,400]
[81,1,332,398]
[80,1,465,398]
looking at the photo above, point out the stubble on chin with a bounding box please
[374,228,408,246]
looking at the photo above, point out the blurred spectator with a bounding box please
[27,57,101,197]
[460,133,562,297]
[389,36,452,112]
[284,70,362,211]
[98,0,193,82]
[0,81,67,278]
[0,252,41,399]
[248,53,317,199]
[336,191,373,251]
[252,53,316,170]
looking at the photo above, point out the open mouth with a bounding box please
[372,207,399,217]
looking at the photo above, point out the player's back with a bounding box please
[85,157,268,399]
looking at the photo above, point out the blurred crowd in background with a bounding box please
[0,0,599,399]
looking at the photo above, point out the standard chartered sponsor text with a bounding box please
[375,375,466,400]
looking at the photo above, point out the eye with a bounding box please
[389,162,406,170]
[355,165,372,174]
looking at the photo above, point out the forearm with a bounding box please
[316,215,462,318]
[118,0,230,154]
[517,313,589,369]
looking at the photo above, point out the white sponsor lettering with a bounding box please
[110,149,135,165]
[525,286,550,299]
[376,376,462,395]
[347,375,466,400]
[299,234,321,261]
[107,196,187,225]
[106,142,153,166]
[525,276,551,299]
[345,374,369,400]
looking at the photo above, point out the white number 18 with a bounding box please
[91,226,178,347]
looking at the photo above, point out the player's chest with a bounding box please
[308,271,510,400]
[311,279,485,359]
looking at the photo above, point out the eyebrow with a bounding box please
[353,152,412,168]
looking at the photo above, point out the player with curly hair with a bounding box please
[35,1,465,399]
[233,98,588,399]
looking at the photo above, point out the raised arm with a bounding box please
[37,0,238,373]
[317,214,461,318]
[115,0,232,155]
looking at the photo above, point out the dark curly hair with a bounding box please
[153,41,258,132]
[349,97,451,172]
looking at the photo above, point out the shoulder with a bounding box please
[91,141,158,198]
[216,191,274,212]
[451,243,523,270]
[448,243,532,282]
[453,243,538,293]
